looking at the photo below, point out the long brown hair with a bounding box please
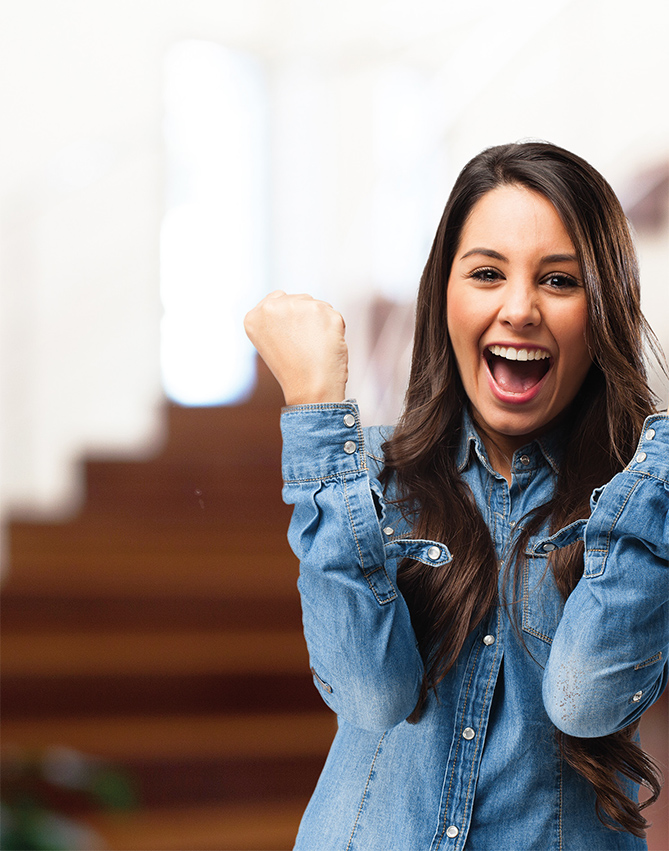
[381,141,663,836]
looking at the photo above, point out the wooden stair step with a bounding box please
[2,671,322,719]
[1,711,335,761]
[1,629,309,677]
[0,594,303,631]
[4,536,298,596]
[85,799,306,851]
[82,462,287,518]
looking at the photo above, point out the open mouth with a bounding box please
[484,345,552,395]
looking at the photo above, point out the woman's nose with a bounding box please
[498,280,540,329]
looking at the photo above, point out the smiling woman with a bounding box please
[446,184,592,479]
[244,142,668,851]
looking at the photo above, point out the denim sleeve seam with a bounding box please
[283,466,366,485]
[342,474,397,605]
[584,477,641,578]
[634,651,663,670]
[621,468,669,487]
[342,474,366,572]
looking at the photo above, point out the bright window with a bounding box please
[160,41,269,406]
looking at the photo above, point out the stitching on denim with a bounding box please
[523,624,554,644]
[585,478,641,578]
[363,565,384,577]
[345,732,386,851]
[623,469,669,487]
[342,475,397,604]
[634,651,662,670]
[459,608,503,849]
[342,475,365,571]
[434,641,483,850]
[283,469,364,485]
[522,558,554,644]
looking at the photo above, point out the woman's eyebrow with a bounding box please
[459,248,507,261]
[459,248,578,264]
[541,253,579,263]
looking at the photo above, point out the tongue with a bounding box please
[491,357,548,393]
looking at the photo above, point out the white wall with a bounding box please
[0,0,667,553]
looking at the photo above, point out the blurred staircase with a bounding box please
[1,362,335,851]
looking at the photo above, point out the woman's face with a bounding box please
[447,184,592,457]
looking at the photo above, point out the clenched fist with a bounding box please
[244,291,348,405]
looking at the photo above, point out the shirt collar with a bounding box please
[456,408,563,476]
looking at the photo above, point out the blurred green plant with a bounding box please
[1,746,136,851]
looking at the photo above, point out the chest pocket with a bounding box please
[521,551,565,660]
[521,519,586,661]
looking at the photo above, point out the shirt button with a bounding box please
[343,440,357,454]
[632,690,643,702]
[645,428,656,440]
[343,413,356,427]
[383,526,394,536]
[446,825,459,839]
[427,546,441,560]
[483,634,495,646]
[635,452,647,463]
[519,454,531,466]
[542,543,557,552]
[462,727,475,740]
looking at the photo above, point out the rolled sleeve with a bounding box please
[543,415,669,737]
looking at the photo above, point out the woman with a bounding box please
[244,142,668,850]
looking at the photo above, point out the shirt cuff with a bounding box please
[281,400,367,482]
[624,413,669,482]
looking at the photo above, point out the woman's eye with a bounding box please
[470,267,501,282]
[543,273,579,289]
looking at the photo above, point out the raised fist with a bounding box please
[244,291,348,405]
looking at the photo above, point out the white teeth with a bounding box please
[488,345,550,361]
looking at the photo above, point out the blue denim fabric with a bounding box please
[281,403,669,851]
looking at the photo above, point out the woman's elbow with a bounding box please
[542,670,621,738]
[318,670,422,732]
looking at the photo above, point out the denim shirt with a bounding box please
[281,403,669,851]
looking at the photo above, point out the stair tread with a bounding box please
[85,799,305,850]
[2,710,335,760]
[2,628,309,676]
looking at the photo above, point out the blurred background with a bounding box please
[0,1,667,849]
